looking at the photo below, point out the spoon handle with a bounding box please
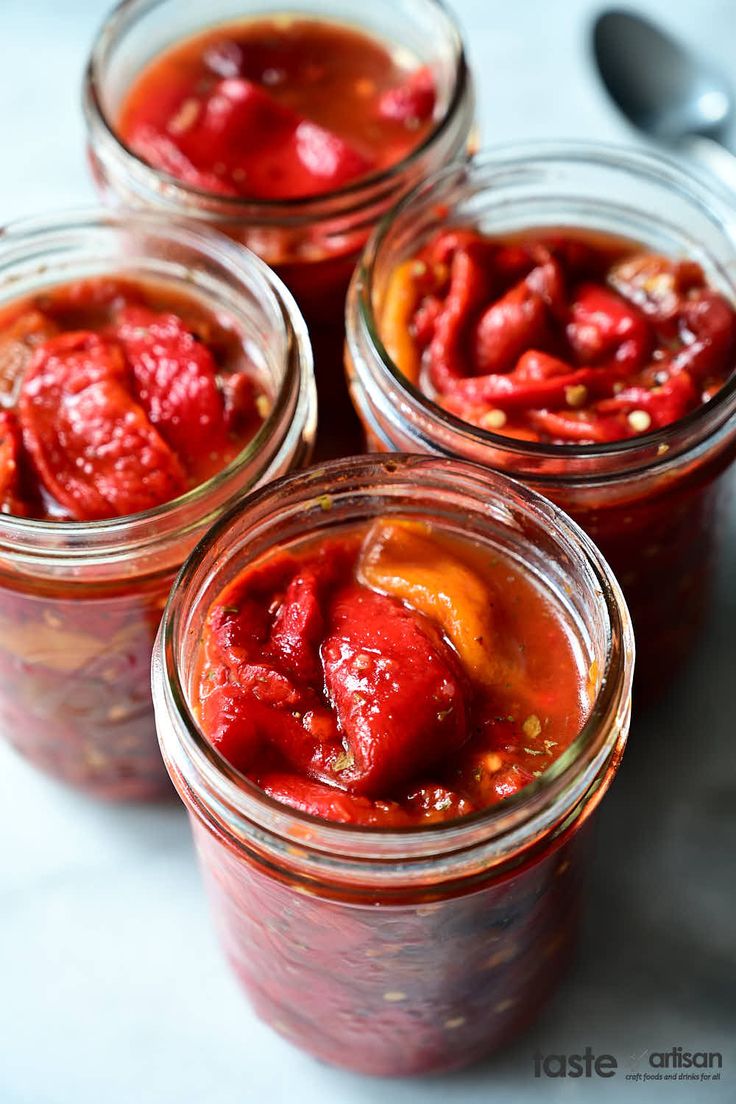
[680,134,736,193]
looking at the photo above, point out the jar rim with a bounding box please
[0,206,315,563]
[83,0,471,221]
[351,141,736,482]
[154,454,634,874]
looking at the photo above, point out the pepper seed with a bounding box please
[627,409,652,432]
[481,409,507,430]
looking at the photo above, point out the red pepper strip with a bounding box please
[526,258,568,322]
[472,280,548,375]
[130,78,373,199]
[19,332,186,520]
[595,370,699,427]
[183,78,372,199]
[445,363,628,410]
[202,562,345,780]
[471,258,569,376]
[239,664,339,771]
[412,294,443,348]
[208,595,280,671]
[220,372,261,436]
[677,289,736,383]
[422,228,491,267]
[322,584,469,797]
[608,253,704,324]
[200,674,341,783]
[567,282,651,370]
[494,243,547,286]
[515,349,572,380]
[199,682,264,772]
[269,567,325,686]
[126,124,240,195]
[378,66,436,124]
[428,245,494,391]
[0,308,59,400]
[526,410,614,443]
[422,232,549,282]
[258,774,412,827]
[199,672,339,778]
[489,764,536,801]
[116,307,230,469]
[0,411,25,515]
[207,552,350,677]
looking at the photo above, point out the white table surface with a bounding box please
[0,2,734,1102]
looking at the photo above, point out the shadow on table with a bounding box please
[428,508,736,1095]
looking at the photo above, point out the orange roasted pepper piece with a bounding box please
[358,517,508,689]
[380,261,423,383]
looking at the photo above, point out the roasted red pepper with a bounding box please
[381,230,736,443]
[473,280,549,375]
[429,244,494,390]
[116,307,232,473]
[195,520,588,825]
[20,332,187,521]
[321,584,469,795]
[0,411,25,516]
[0,277,266,521]
[118,19,437,201]
[377,65,436,125]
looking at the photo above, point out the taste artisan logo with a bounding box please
[533,1046,724,1082]
[533,1048,616,1078]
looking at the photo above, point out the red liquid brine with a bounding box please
[118,18,438,201]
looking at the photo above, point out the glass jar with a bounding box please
[82,0,474,457]
[0,209,315,800]
[346,144,736,695]
[152,454,633,1075]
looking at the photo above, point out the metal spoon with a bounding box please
[593,8,736,191]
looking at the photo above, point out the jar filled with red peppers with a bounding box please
[152,455,633,1075]
[83,0,474,455]
[346,145,736,694]
[0,210,315,799]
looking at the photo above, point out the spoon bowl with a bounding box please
[593,9,736,190]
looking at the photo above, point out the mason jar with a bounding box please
[152,454,633,1074]
[346,144,736,694]
[82,0,474,455]
[0,209,315,799]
